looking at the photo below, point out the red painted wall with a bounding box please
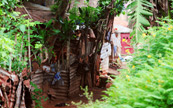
[121,33,134,55]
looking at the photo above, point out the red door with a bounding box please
[121,33,134,55]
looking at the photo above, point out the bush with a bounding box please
[130,18,173,73]
[77,18,173,108]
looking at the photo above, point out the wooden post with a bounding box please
[62,47,64,69]
[66,37,70,70]
[67,36,70,97]
[85,30,88,57]
[40,47,43,62]
[45,47,49,60]
[58,59,60,72]
[28,23,32,72]
[18,36,23,71]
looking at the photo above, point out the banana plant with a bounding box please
[127,0,153,43]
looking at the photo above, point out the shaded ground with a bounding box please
[42,62,127,108]
[42,87,106,108]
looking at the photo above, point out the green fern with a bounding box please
[127,0,153,43]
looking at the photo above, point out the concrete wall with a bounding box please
[71,0,99,8]
[28,0,98,8]
[28,0,54,6]
[89,0,99,7]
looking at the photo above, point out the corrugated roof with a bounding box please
[15,2,54,23]
[114,25,132,33]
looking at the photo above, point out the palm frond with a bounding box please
[127,0,153,43]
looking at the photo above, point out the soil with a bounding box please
[42,87,107,108]
[42,61,126,108]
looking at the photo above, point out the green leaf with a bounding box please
[164,88,173,94]
[142,0,153,8]
[139,15,150,26]
[126,1,137,10]
[134,102,146,107]
[19,24,26,33]
[141,9,152,16]
[146,94,164,100]
[79,7,83,14]
[45,19,53,28]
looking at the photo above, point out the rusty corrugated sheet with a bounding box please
[15,7,47,23]
[0,68,32,108]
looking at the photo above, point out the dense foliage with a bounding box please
[0,0,25,71]
[130,18,173,72]
[0,1,44,107]
[0,0,43,72]
[1,0,173,108]
[76,18,173,108]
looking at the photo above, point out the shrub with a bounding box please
[130,18,173,73]
[77,18,173,108]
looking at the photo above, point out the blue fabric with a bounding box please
[55,72,61,80]
[50,64,56,72]
[106,31,111,41]
[114,46,117,54]
[52,72,63,85]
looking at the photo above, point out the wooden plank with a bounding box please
[69,81,80,87]
[51,85,68,90]
[52,95,67,99]
[69,87,80,93]
[69,85,80,91]
[70,65,78,71]
[53,90,68,94]
[52,93,68,97]
[69,82,80,89]
[69,73,76,80]
[69,88,80,96]
[70,80,81,86]
[70,76,81,82]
